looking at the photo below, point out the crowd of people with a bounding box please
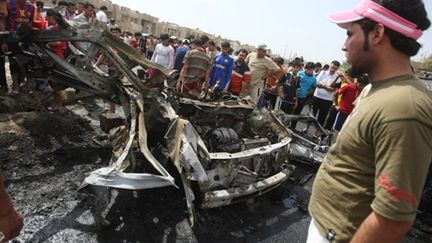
[0,0,369,134]
[0,0,431,242]
[124,31,370,134]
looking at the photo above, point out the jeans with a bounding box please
[262,90,277,110]
[280,100,295,114]
[324,105,338,130]
[312,97,333,126]
[291,97,308,129]
[333,111,349,131]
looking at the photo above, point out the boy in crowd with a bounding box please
[261,57,285,109]
[279,60,302,114]
[207,40,217,65]
[323,68,353,131]
[291,62,317,129]
[208,41,234,98]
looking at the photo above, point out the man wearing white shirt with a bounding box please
[151,34,175,69]
[74,2,94,25]
[73,2,95,52]
[95,6,108,24]
[312,60,340,126]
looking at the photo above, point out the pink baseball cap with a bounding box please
[328,0,423,40]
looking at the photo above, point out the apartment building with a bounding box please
[111,4,158,34]
[40,0,256,51]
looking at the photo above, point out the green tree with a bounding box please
[340,60,350,71]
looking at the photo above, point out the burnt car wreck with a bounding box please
[0,24,330,226]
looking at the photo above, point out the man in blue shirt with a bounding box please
[291,62,317,128]
[209,41,234,97]
[174,39,190,71]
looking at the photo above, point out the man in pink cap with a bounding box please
[307,0,431,242]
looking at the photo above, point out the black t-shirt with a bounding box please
[234,59,250,75]
[282,72,299,103]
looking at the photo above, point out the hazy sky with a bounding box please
[112,0,432,63]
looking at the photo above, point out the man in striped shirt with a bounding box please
[177,36,211,98]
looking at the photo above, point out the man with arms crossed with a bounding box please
[307,0,432,242]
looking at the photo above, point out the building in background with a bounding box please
[111,4,158,34]
[42,0,258,51]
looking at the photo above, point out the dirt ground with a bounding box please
[0,93,431,243]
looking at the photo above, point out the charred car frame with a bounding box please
[0,24,330,225]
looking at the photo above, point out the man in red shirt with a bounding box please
[129,32,142,51]
[228,49,250,96]
[262,57,285,110]
[333,74,369,131]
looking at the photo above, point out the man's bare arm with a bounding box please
[203,63,212,90]
[330,73,342,88]
[333,90,339,106]
[94,53,106,66]
[351,211,413,243]
[317,81,336,92]
[176,63,188,92]
[0,169,23,242]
